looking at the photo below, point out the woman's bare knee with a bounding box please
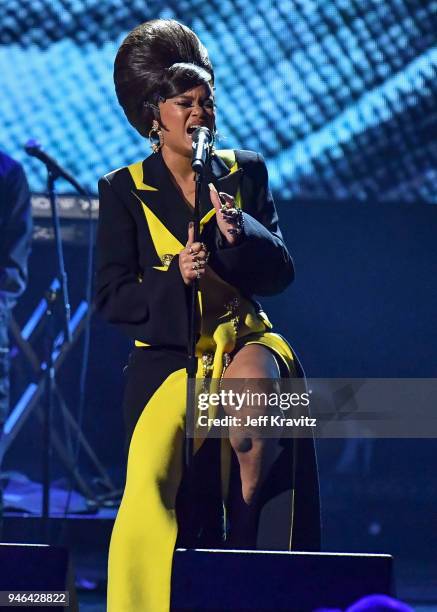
[222,344,283,504]
[233,437,283,504]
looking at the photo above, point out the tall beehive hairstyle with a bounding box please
[114,19,215,137]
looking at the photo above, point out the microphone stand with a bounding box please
[41,168,73,541]
[185,127,211,476]
[185,169,203,471]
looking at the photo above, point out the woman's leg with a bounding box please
[222,344,283,547]
[107,367,186,612]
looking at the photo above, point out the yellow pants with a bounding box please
[107,332,298,611]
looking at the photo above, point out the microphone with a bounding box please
[24,140,87,196]
[191,127,212,174]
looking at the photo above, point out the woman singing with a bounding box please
[96,18,320,611]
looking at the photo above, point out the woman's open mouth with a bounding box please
[186,124,207,138]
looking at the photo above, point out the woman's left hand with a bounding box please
[209,183,244,246]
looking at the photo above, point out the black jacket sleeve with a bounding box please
[0,159,33,307]
[208,152,294,296]
[95,175,190,345]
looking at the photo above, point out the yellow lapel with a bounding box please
[128,160,158,191]
[132,192,184,268]
[128,151,242,264]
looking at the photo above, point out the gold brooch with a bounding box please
[225,297,240,335]
[161,254,174,267]
[223,353,232,368]
[202,352,214,376]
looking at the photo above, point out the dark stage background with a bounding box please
[6,196,437,566]
[1,0,436,606]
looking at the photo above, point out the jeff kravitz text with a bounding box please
[197,414,317,427]
[196,389,317,429]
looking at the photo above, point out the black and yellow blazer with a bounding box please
[95,149,294,345]
[96,151,321,558]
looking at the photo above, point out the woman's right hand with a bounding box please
[179,222,209,285]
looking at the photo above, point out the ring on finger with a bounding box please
[223,207,238,216]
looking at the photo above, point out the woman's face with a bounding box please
[158,83,215,159]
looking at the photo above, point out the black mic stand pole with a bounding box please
[42,168,72,542]
[185,168,203,472]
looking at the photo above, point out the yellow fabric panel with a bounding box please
[215,149,236,171]
[235,189,242,209]
[107,367,186,612]
[133,193,184,258]
[215,149,242,209]
[243,331,296,376]
[127,160,159,191]
[200,207,216,230]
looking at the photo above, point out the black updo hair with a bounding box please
[114,19,215,137]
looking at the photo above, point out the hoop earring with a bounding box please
[149,120,163,153]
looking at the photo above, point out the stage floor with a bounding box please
[1,511,436,612]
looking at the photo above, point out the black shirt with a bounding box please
[0,151,33,308]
